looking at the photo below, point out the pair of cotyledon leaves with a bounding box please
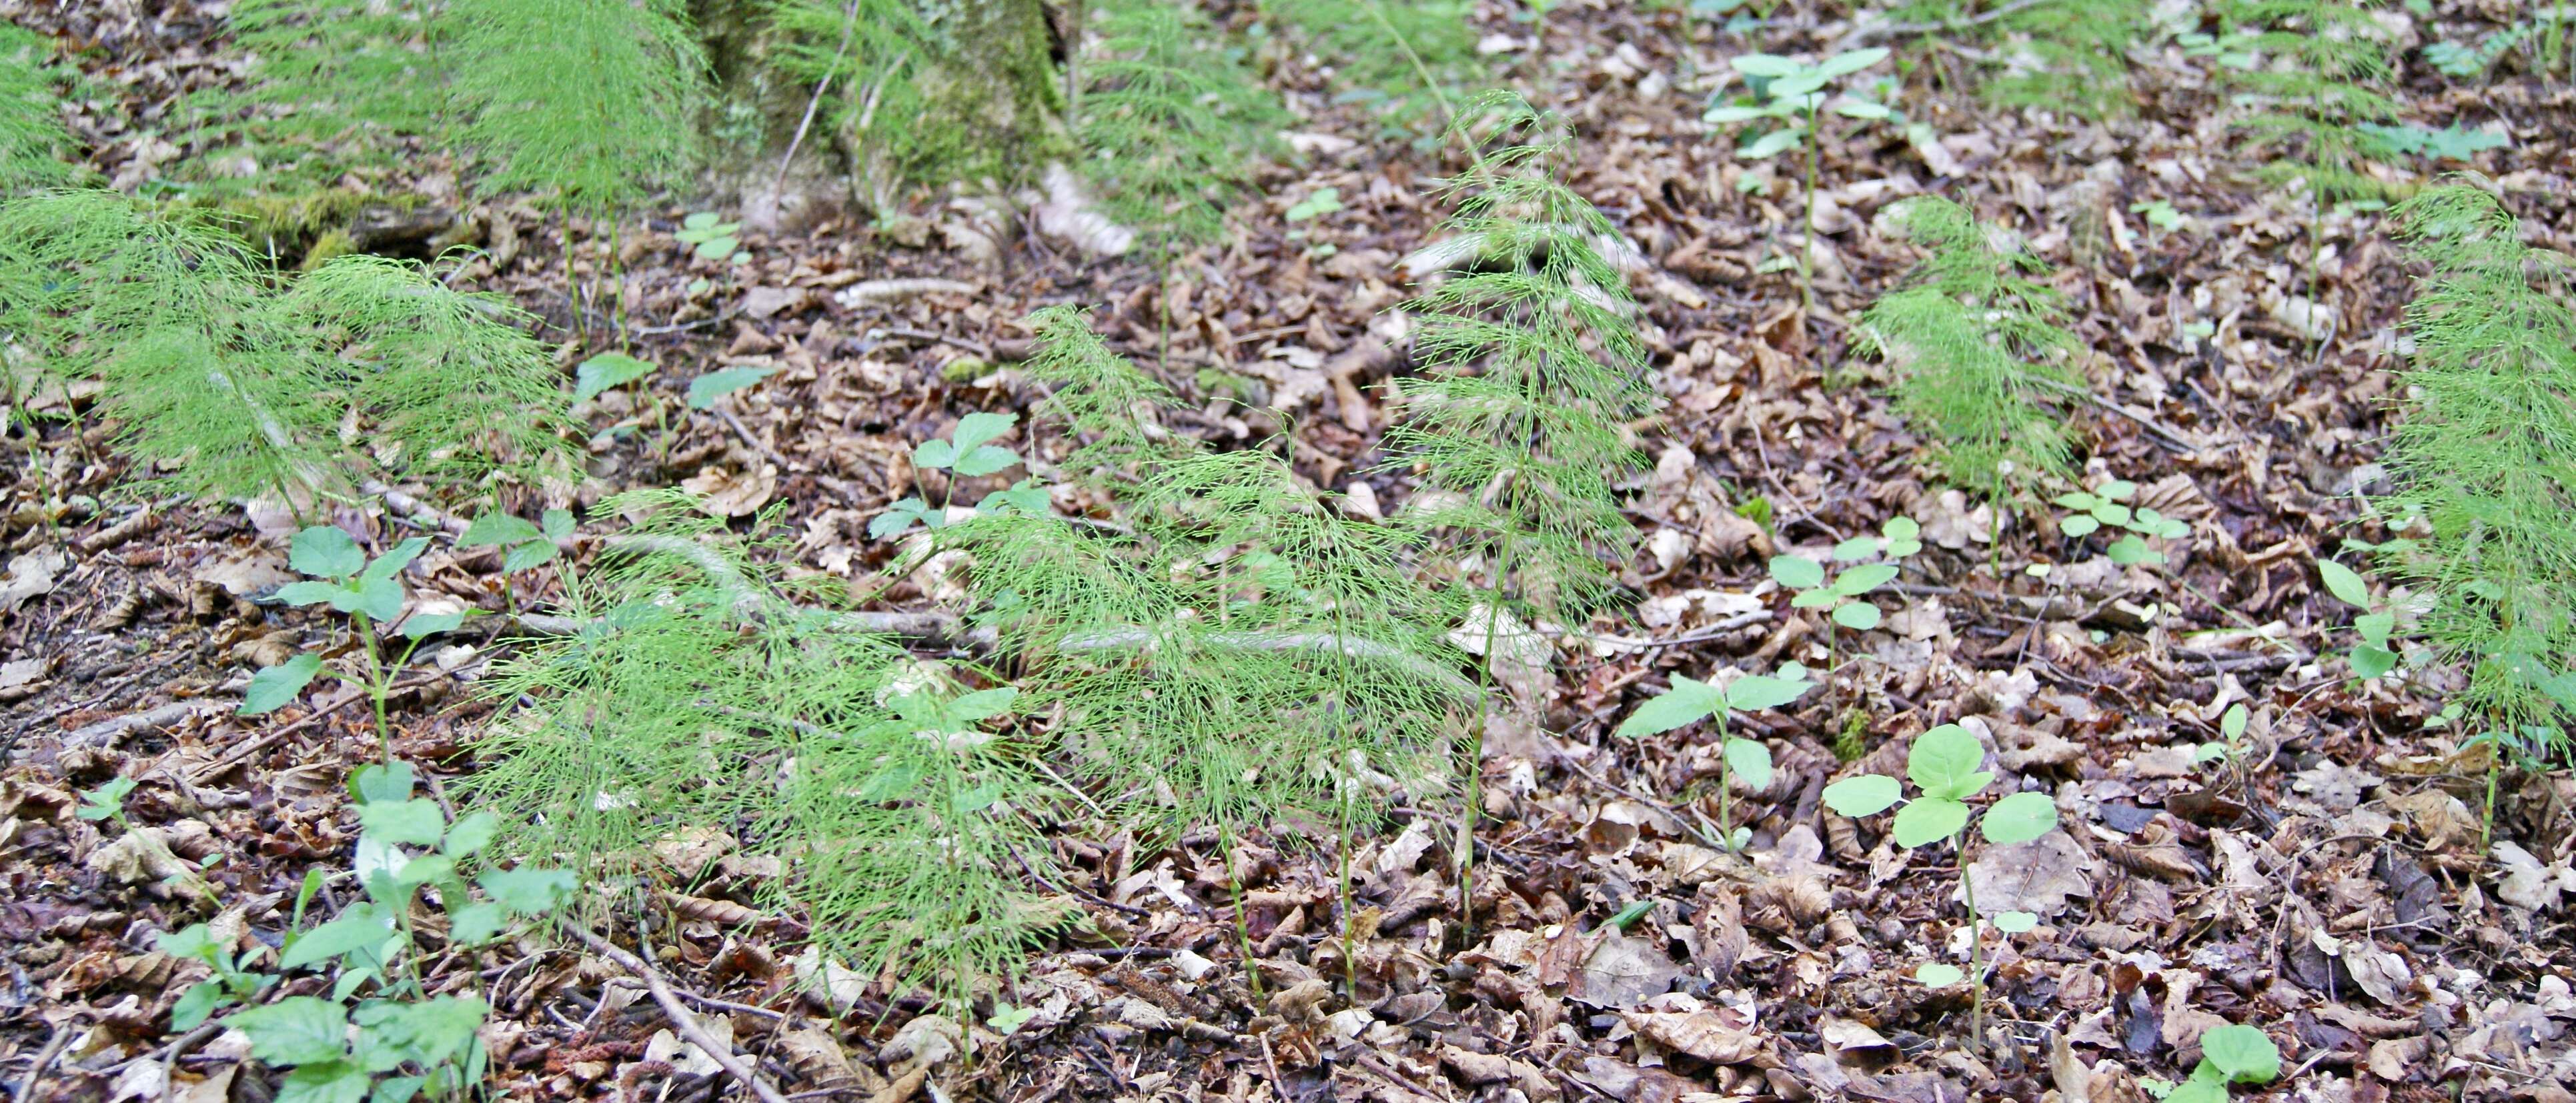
[1820,723,2058,849]
[1614,669,1814,792]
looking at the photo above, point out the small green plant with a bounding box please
[2192,702,2252,772]
[1822,724,2060,1050]
[1880,0,2150,118]
[2355,121,2510,163]
[1078,0,1283,255]
[252,527,466,750]
[2222,0,2400,320]
[2372,182,2576,839]
[1265,0,1479,134]
[871,412,1027,539]
[461,509,576,574]
[1285,187,1344,223]
[1616,668,1814,850]
[1703,47,1892,316]
[215,762,573,1103]
[157,921,276,1030]
[0,27,89,190]
[1383,95,1656,930]
[1855,195,2086,563]
[574,352,657,405]
[2055,478,2190,565]
[2154,1023,2282,1102]
[0,192,575,506]
[76,776,139,830]
[686,365,778,411]
[2315,556,2401,679]
[674,211,748,263]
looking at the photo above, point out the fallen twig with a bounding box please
[566,920,793,1103]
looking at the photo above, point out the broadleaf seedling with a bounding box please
[1618,666,1816,850]
[872,412,1027,539]
[1822,723,2060,1052]
[2054,477,2188,565]
[259,527,465,750]
[1704,47,1892,316]
[674,211,748,263]
[2164,1023,2281,1103]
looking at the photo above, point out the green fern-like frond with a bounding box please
[1979,0,2151,119]
[468,491,1055,1002]
[181,0,447,193]
[1265,0,1478,132]
[1381,93,1656,628]
[0,190,336,500]
[2226,0,2401,203]
[448,0,708,216]
[2379,183,2576,758]
[1022,304,1186,477]
[1854,195,2083,503]
[283,254,577,489]
[0,27,89,189]
[1078,0,1283,255]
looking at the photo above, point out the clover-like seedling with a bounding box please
[77,776,138,830]
[873,412,1027,539]
[1822,723,2059,1050]
[1617,667,1815,850]
[2163,1023,2281,1103]
[255,528,466,748]
[2193,702,2250,771]
[1703,47,1892,314]
[2315,557,2398,679]
[2054,478,2189,565]
[674,211,748,263]
[1772,552,1900,632]
[460,508,576,574]
[572,351,656,405]
[1284,187,1343,223]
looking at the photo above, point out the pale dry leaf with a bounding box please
[2,547,68,614]
[1968,832,2090,918]
[1569,930,1685,1008]
[679,465,777,517]
[2493,841,2576,913]
[1621,994,1762,1064]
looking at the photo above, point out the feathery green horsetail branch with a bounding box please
[1381,92,1657,929]
[0,190,573,503]
[2225,0,2400,208]
[1880,0,2151,119]
[1264,0,1479,132]
[2377,183,2576,771]
[1077,0,1285,255]
[1854,195,2083,513]
[0,26,89,190]
[182,0,447,193]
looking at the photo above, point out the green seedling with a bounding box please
[674,211,748,263]
[157,920,277,1031]
[1285,187,1343,223]
[1822,723,2060,1051]
[2159,1023,2281,1102]
[686,365,777,411]
[460,508,576,574]
[872,411,1027,539]
[76,776,138,830]
[2192,702,2251,770]
[255,527,468,748]
[1704,47,1892,316]
[2357,122,2509,162]
[223,761,573,1103]
[1616,666,1815,850]
[2315,557,2398,680]
[572,351,655,405]
[1771,542,1907,700]
[2129,199,2185,232]
[2055,478,2188,564]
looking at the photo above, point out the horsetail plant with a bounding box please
[1382,94,1656,933]
[2223,0,2399,325]
[0,27,87,190]
[1854,196,2085,568]
[2374,181,2576,842]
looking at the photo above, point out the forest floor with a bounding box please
[6,1,2576,1102]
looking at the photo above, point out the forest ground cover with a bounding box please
[2,1,2573,1102]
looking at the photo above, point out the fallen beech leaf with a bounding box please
[1968,832,2091,918]
[1570,930,1685,1008]
[1622,995,1762,1064]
